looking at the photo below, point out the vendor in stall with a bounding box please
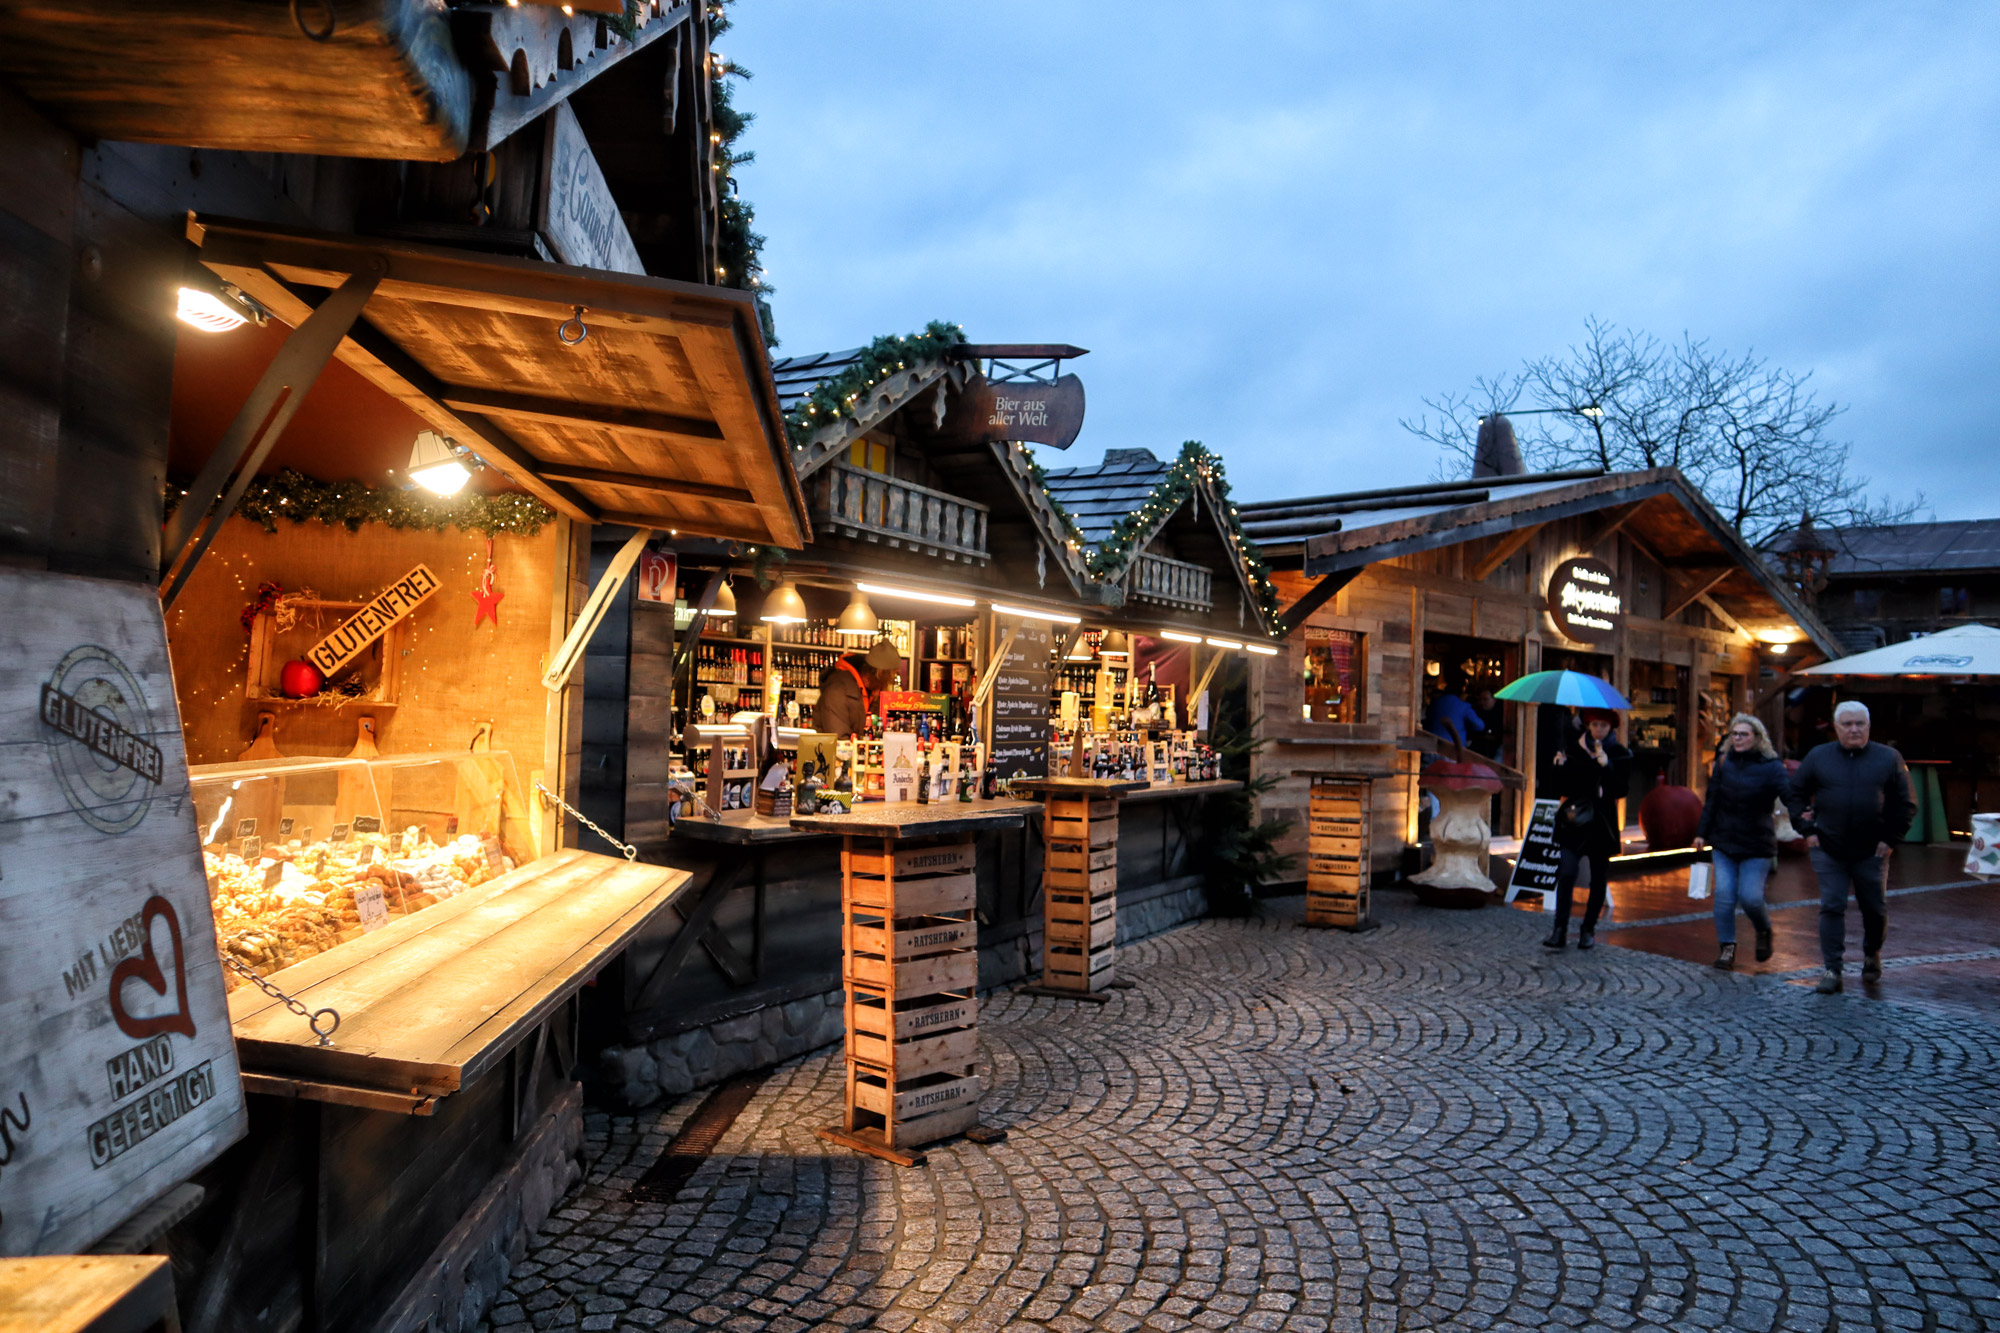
[816,639,903,735]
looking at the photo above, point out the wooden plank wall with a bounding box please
[625,585,676,847]
[579,531,636,842]
[1254,514,1760,875]
[165,516,563,772]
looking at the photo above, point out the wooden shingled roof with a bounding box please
[1239,467,1839,654]
[1041,448,1174,550]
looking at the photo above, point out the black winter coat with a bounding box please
[1784,741,1915,862]
[1695,749,1790,860]
[1549,733,1632,853]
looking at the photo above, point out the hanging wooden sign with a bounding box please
[0,569,247,1254]
[1546,555,1624,645]
[305,564,441,678]
[936,373,1087,451]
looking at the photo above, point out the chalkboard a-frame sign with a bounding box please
[0,569,247,1254]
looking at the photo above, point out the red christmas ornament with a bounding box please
[279,659,325,699]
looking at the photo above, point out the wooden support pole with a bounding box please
[543,527,654,692]
[1661,567,1733,621]
[1469,522,1545,582]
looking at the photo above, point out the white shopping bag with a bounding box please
[1687,861,1713,900]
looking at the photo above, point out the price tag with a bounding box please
[388,832,405,854]
[352,882,390,932]
[352,815,383,834]
[279,817,295,836]
[356,845,377,867]
[235,818,257,839]
[300,826,314,845]
[262,861,284,889]
[445,815,460,835]
[314,850,329,879]
[239,835,262,862]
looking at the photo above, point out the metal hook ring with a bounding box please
[291,0,337,42]
[309,1007,342,1045]
[558,306,589,346]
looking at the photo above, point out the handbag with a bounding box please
[1553,798,1597,848]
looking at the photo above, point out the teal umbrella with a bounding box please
[1493,669,1632,710]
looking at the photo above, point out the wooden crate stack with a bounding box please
[1041,796,1119,992]
[837,837,981,1152]
[1306,775,1373,929]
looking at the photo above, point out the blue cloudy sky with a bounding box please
[727,2,1998,518]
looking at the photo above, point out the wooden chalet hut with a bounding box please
[1237,467,1838,879]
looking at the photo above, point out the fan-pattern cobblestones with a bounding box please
[486,897,2000,1332]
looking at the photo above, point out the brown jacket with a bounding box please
[815,656,873,736]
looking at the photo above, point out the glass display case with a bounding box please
[188,751,530,990]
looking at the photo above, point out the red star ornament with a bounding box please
[472,539,505,627]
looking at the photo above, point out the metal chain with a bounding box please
[536,780,639,860]
[221,952,341,1046]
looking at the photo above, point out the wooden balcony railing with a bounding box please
[811,462,990,564]
[1127,550,1212,609]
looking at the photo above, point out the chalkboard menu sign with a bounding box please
[989,621,1052,780]
[1505,797,1565,904]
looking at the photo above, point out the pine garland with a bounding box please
[783,320,970,450]
[1081,441,1284,634]
[708,4,777,345]
[166,469,555,538]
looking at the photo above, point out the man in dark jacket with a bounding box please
[814,639,902,736]
[1785,701,1915,993]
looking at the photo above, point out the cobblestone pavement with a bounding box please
[487,896,2000,1333]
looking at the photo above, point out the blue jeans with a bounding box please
[1710,850,1772,945]
[1810,848,1887,971]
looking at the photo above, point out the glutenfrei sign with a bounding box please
[1547,556,1624,644]
[306,563,441,678]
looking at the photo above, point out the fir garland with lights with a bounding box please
[707,3,777,345]
[1081,441,1285,634]
[166,469,556,538]
[783,320,970,450]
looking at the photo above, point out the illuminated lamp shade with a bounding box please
[407,429,472,496]
[836,591,879,637]
[1099,630,1131,658]
[711,577,737,619]
[760,581,808,624]
[176,286,248,333]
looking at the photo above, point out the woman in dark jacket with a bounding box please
[1543,707,1632,950]
[1692,713,1789,970]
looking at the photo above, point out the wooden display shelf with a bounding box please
[1301,773,1375,931]
[1010,778,1145,1002]
[0,1255,179,1333]
[819,833,995,1165]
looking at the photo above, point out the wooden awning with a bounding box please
[189,216,811,548]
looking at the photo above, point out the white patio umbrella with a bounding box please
[1801,622,2000,676]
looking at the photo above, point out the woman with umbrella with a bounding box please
[1494,671,1633,950]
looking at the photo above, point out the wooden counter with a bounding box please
[0,1256,177,1333]
[1008,779,1151,999]
[789,800,1035,839]
[668,810,833,845]
[230,848,688,1101]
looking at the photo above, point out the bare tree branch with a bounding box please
[1406,319,1927,542]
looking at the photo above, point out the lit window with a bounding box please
[849,439,891,473]
[1301,628,1366,725]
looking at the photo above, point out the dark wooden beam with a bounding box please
[1661,566,1735,621]
[1582,502,1643,553]
[1277,568,1363,636]
[442,387,725,442]
[540,465,753,505]
[1468,522,1546,582]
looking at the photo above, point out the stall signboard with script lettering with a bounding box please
[938,373,1087,451]
[0,569,247,1254]
[1546,556,1624,645]
[539,102,646,275]
[306,563,441,678]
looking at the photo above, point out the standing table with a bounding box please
[0,1256,179,1333]
[1007,777,1149,1001]
[1294,771,1385,931]
[789,801,1033,1166]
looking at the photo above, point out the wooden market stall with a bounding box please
[1237,466,1840,883]
[574,345,1272,1105]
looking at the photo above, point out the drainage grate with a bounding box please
[627,1070,769,1204]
